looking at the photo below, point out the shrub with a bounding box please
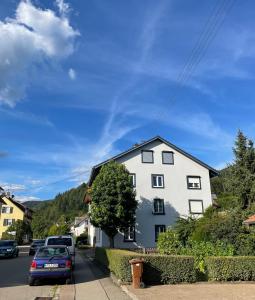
[95,248,196,284]
[174,217,197,246]
[191,210,245,246]
[181,241,234,274]
[235,233,255,256]
[206,256,255,281]
[157,229,182,254]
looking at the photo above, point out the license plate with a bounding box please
[44,263,58,268]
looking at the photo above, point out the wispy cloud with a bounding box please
[0,183,26,192]
[0,107,54,127]
[15,195,40,203]
[68,68,76,80]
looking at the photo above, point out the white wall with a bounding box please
[95,139,212,248]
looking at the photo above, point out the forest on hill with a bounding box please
[31,183,88,238]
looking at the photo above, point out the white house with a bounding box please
[87,136,218,249]
[70,216,88,237]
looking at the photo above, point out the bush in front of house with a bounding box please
[205,256,255,281]
[157,229,234,274]
[95,247,196,284]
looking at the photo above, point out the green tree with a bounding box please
[48,216,69,236]
[226,131,255,208]
[90,161,137,248]
[2,220,32,245]
[31,183,87,238]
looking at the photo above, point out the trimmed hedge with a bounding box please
[206,256,255,281]
[95,247,196,284]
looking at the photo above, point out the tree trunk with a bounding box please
[108,235,115,248]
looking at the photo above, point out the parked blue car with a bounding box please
[28,245,73,286]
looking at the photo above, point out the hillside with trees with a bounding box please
[31,183,87,238]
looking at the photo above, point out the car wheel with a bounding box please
[28,277,35,286]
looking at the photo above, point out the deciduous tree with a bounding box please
[90,161,137,248]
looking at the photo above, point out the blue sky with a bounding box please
[0,0,254,201]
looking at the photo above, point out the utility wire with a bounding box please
[169,0,236,101]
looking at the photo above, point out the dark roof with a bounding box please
[0,197,7,205]
[88,136,218,185]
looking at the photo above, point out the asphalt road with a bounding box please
[0,247,55,300]
[0,248,130,300]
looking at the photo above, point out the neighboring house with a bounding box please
[87,136,218,249]
[243,215,255,227]
[0,188,33,238]
[70,216,89,237]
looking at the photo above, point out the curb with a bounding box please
[120,285,139,300]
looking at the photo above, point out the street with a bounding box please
[0,247,130,300]
[0,246,55,300]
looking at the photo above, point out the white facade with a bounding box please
[71,217,88,237]
[88,137,217,249]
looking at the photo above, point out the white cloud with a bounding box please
[56,0,70,16]
[0,183,26,192]
[15,195,40,202]
[0,0,79,107]
[68,68,76,80]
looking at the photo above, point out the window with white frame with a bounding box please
[162,151,174,164]
[189,200,204,214]
[124,226,135,242]
[142,150,154,163]
[153,198,165,214]
[155,225,166,241]
[3,219,15,226]
[187,176,201,189]
[1,206,13,214]
[129,173,136,187]
[152,174,164,188]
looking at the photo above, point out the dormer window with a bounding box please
[142,150,154,163]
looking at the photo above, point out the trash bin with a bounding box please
[129,258,144,289]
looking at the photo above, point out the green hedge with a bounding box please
[206,256,255,281]
[95,247,196,284]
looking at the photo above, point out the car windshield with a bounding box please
[33,240,45,245]
[0,241,14,247]
[36,247,68,258]
[47,238,72,246]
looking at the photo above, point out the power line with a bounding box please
[169,0,236,101]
